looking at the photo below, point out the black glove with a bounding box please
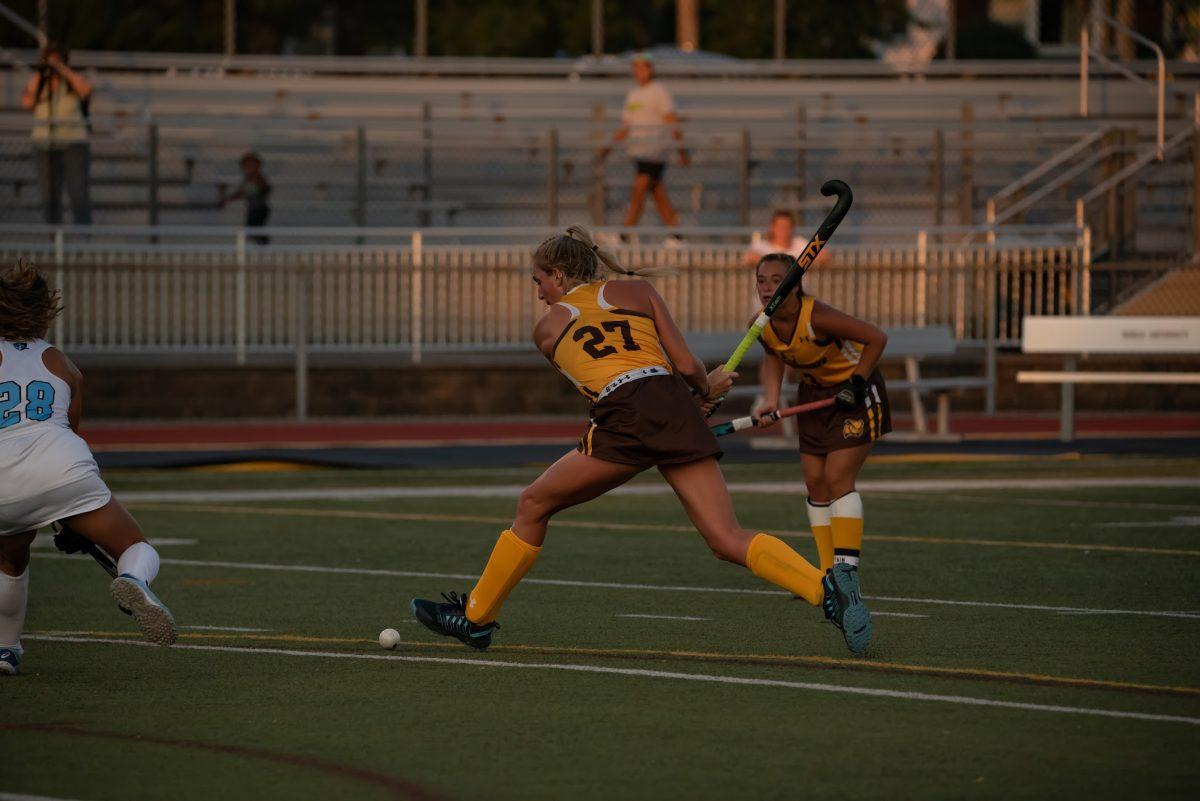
[52,521,91,554]
[833,374,868,410]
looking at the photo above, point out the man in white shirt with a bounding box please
[601,53,688,228]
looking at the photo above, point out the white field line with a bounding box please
[1099,517,1200,528]
[113,476,1200,504]
[875,494,1200,513]
[0,793,90,801]
[31,535,196,549]
[616,613,709,621]
[179,625,270,632]
[869,612,929,619]
[37,552,1200,620]
[23,635,1200,727]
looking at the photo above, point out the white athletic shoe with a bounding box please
[0,647,20,675]
[110,575,177,646]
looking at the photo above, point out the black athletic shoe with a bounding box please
[411,591,499,650]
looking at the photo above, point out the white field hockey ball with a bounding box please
[378,628,401,650]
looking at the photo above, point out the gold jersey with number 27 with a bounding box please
[549,282,672,401]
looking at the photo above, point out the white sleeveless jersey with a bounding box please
[0,338,110,536]
[0,339,72,438]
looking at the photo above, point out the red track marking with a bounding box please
[80,414,1200,450]
[2,722,453,801]
[83,420,587,449]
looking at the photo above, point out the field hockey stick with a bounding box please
[52,521,118,579]
[721,179,853,375]
[709,397,835,437]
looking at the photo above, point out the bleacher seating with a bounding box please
[0,59,1194,244]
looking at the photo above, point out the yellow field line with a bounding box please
[33,629,1200,698]
[864,452,1082,465]
[123,501,1200,557]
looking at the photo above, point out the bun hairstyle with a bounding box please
[0,259,63,340]
[532,225,677,283]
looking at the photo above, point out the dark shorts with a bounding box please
[634,160,666,187]
[794,370,891,455]
[578,374,722,469]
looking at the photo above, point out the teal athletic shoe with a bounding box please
[411,591,499,650]
[820,570,842,626]
[110,575,177,646]
[825,564,872,655]
[0,647,20,676]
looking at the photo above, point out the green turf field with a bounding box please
[4,456,1200,800]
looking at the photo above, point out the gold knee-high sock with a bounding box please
[805,498,834,573]
[830,491,864,567]
[467,529,541,624]
[745,533,824,606]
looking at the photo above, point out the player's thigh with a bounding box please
[518,449,642,519]
[0,531,36,575]
[823,443,872,496]
[658,458,748,558]
[800,452,831,499]
[61,498,145,559]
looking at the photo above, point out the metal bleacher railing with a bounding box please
[0,221,1087,358]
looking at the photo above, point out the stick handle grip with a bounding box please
[709,397,836,438]
[722,313,769,373]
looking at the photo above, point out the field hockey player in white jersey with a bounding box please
[0,262,176,676]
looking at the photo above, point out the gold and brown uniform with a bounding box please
[759,295,891,454]
[550,282,721,467]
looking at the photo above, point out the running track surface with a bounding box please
[83,413,1200,450]
[81,414,1200,469]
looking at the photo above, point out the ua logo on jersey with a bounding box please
[12,343,28,351]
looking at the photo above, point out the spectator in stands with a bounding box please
[745,209,803,266]
[746,208,833,269]
[600,52,688,233]
[220,152,272,244]
[21,42,93,225]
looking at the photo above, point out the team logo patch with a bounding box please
[842,418,865,439]
[13,343,28,351]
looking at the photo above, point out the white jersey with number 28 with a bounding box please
[0,338,110,536]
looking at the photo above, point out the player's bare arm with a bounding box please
[758,348,785,417]
[810,300,888,377]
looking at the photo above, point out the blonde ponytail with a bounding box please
[562,225,678,279]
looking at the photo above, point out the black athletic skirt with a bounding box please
[578,375,722,468]
[794,369,891,455]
